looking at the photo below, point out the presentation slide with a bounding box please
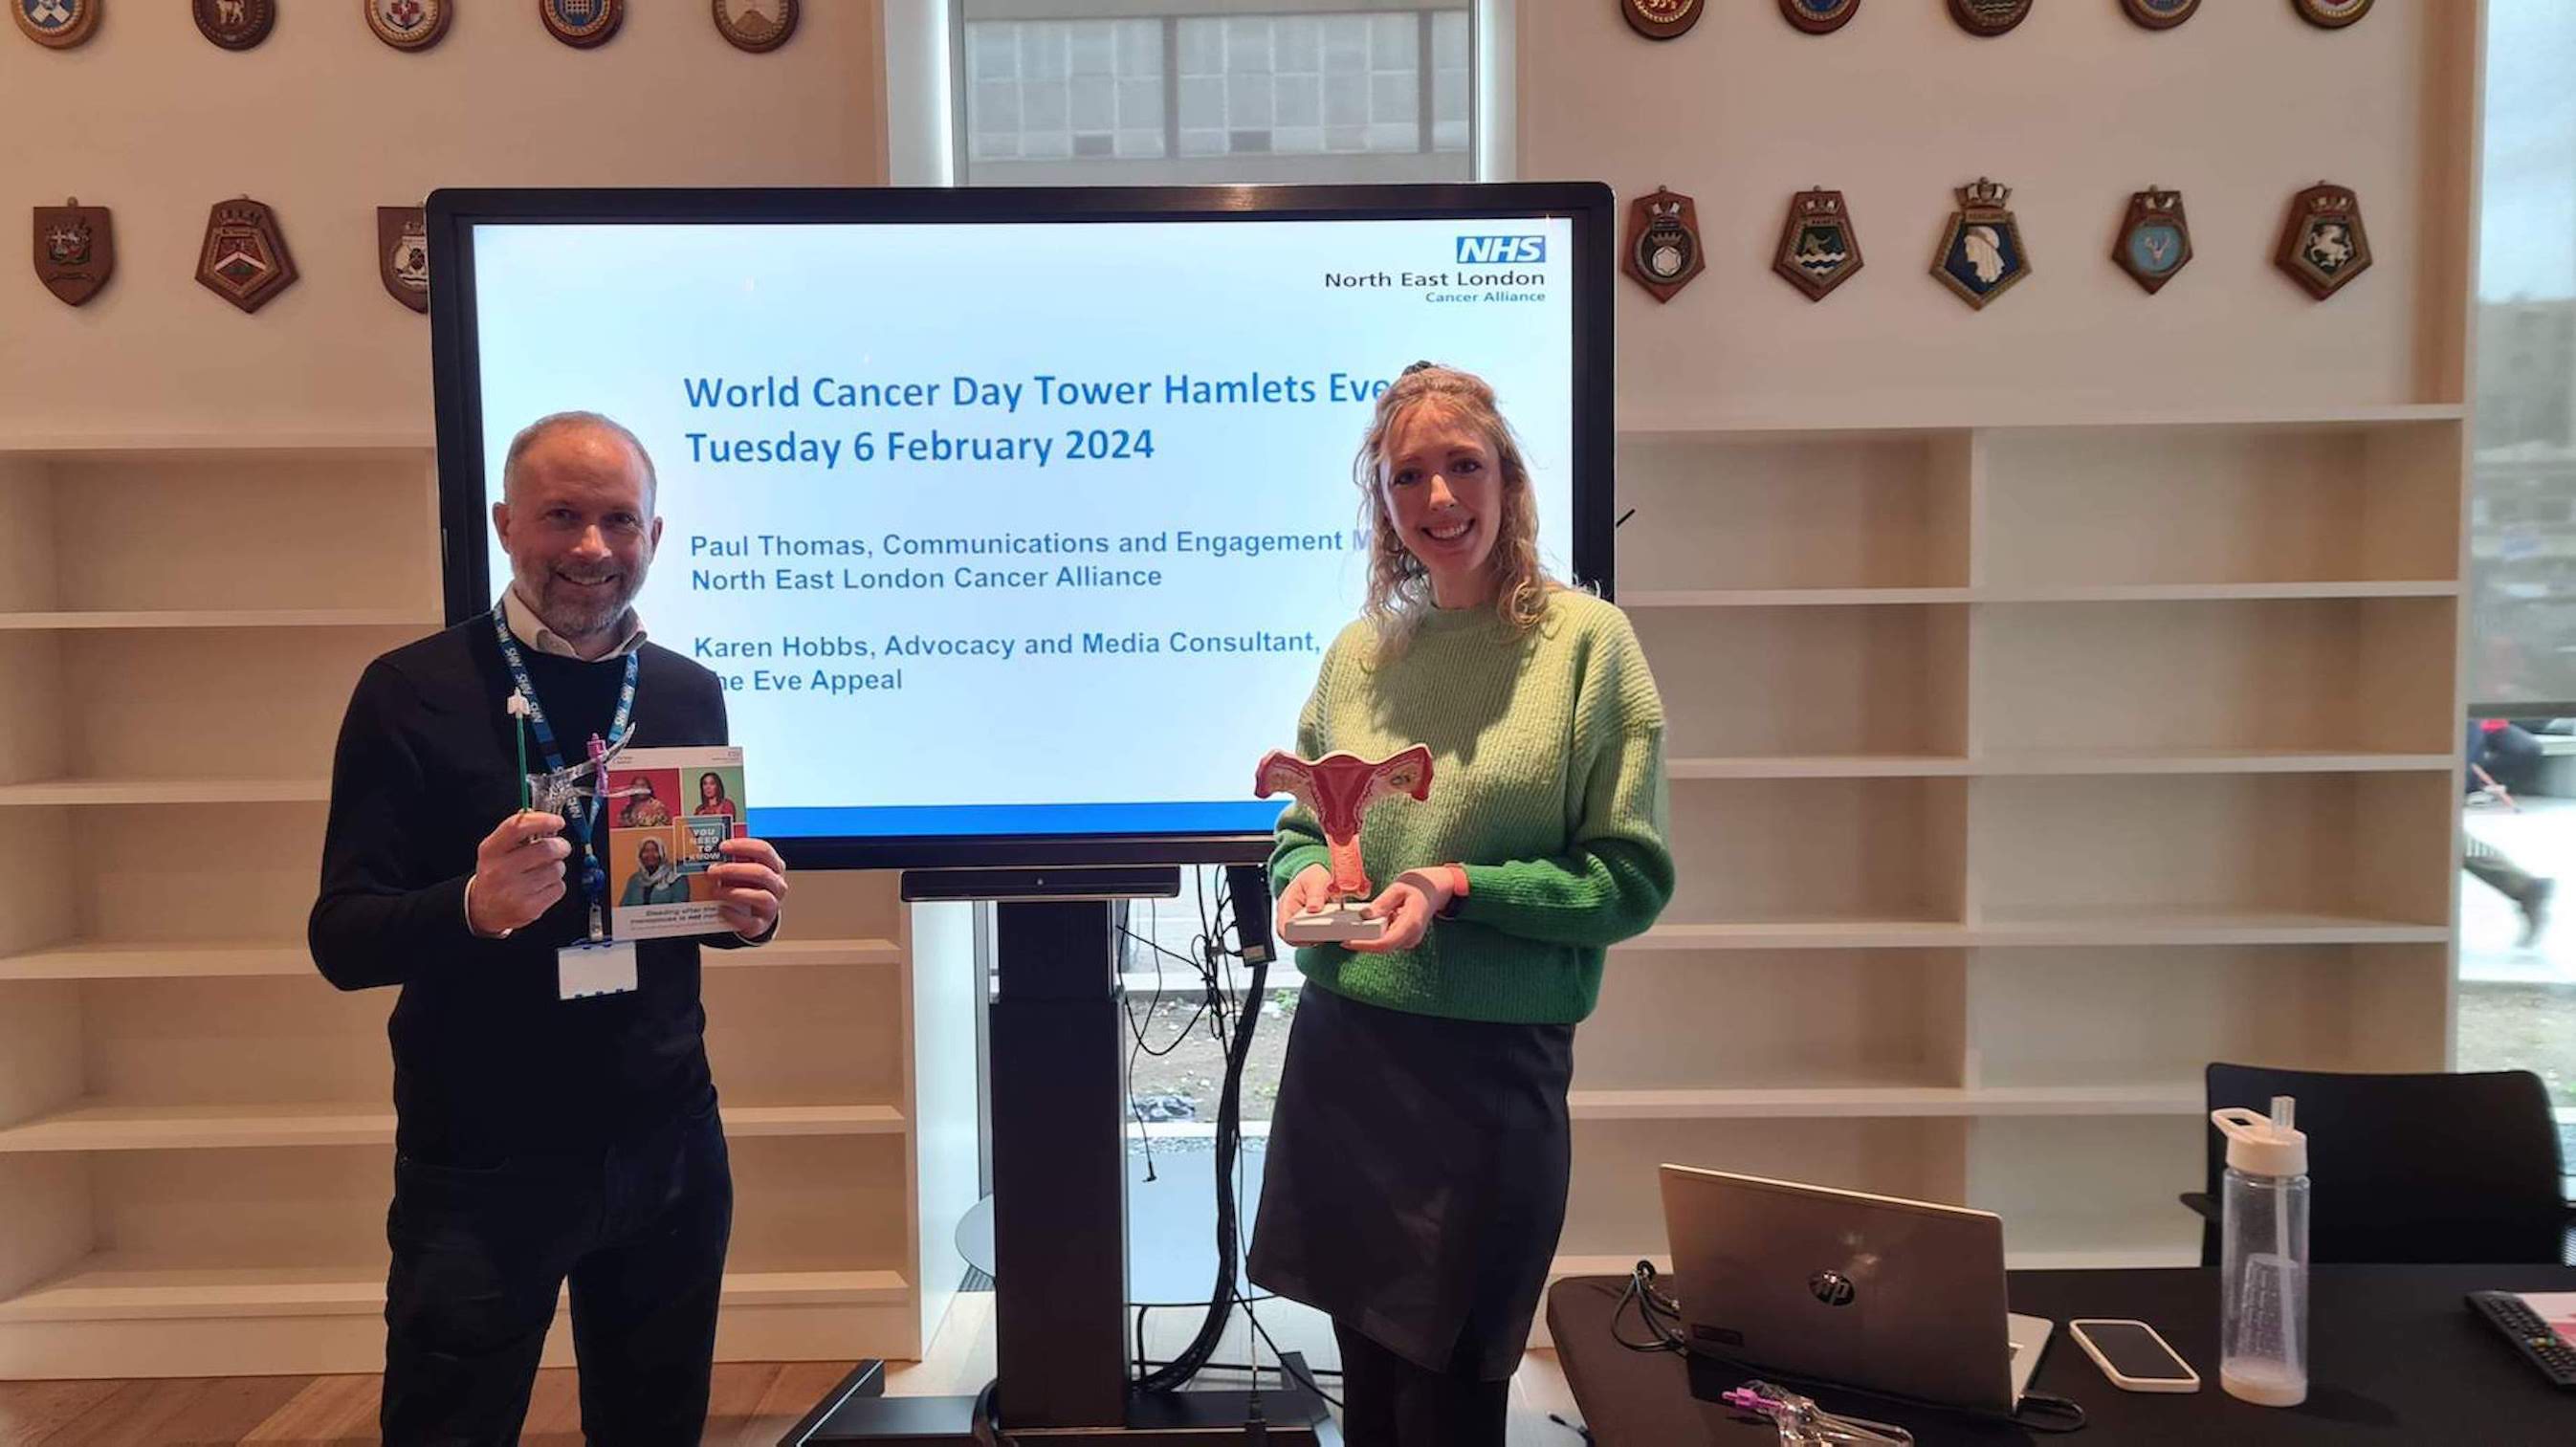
[471,215,1576,841]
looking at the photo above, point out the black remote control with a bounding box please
[2466,1290,2576,1389]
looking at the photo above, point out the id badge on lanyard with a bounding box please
[493,606,642,998]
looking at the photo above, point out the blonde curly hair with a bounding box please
[1353,363,1556,648]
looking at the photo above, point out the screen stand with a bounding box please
[787,892,1335,1444]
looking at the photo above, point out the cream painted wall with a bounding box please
[1514,0,2470,427]
[1,3,887,438]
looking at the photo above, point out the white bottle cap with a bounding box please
[2213,1095,2307,1177]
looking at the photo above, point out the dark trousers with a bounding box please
[381,1098,733,1446]
[2467,834,2543,902]
[1333,1322,1510,1447]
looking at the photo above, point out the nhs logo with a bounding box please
[1456,234,1547,265]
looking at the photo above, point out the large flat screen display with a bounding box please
[430,185,1613,868]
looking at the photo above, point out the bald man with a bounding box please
[311,411,789,1446]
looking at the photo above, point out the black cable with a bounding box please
[2013,1393,2090,1434]
[1221,936,1272,1421]
[1119,921,1213,980]
[1144,1298,1335,1414]
[1133,1295,1352,1412]
[968,1377,1009,1446]
[1134,865,1274,1397]
[1605,1261,1685,1354]
[1233,1289,1344,1411]
[1596,1266,2090,1436]
[1134,871,1240,1392]
[1118,901,1164,1182]
[1117,927,1216,1057]
[1116,886,1231,1185]
[1134,1355,1343,1380]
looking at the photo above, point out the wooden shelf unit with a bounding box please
[0,446,979,1379]
[0,1133,926,1377]
[0,934,905,982]
[1586,413,2465,1268]
[0,609,441,632]
[1618,432,1971,595]
[1508,0,2481,1288]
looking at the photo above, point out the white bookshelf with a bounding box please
[1526,0,2484,1255]
[1624,916,2453,951]
[1573,387,2468,1270]
[0,444,978,1378]
[0,1261,914,1326]
[1564,1085,2206,1121]
[0,779,336,806]
[1579,409,2466,1269]
[0,609,440,631]
[0,934,905,983]
[0,1103,911,1154]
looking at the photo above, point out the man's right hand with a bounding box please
[467,812,570,938]
[1273,864,1332,939]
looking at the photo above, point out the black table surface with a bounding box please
[1547,1265,2576,1445]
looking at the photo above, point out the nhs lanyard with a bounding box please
[492,604,637,941]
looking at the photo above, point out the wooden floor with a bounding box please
[0,1361,860,1446]
[0,1292,1594,1445]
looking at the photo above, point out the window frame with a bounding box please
[951,1,1478,187]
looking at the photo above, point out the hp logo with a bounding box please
[1809,1271,1858,1307]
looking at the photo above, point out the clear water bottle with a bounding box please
[2213,1096,2310,1407]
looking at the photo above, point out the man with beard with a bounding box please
[310,411,789,1445]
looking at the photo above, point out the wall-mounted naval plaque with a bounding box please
[365,0,451,52]
[380,205,430,313]
[2292,0,2370,29]
[2113,186,2192,295]
[193,0,275,50]
[197,197,297,314]
[2275,182,2371,300]
[1774,188,1863,302]
[1622,186,1705,303]
[1778,0,1860,34]
[14,0,101,49]
[2123,0,2199,28]
[713,0,795,53]
[1932,177,2029,310]
[539,0,621,48]
[1620,0,1701,41]
[34,200,113,306]
[1948,0,2030,36]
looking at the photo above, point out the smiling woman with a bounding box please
[1246,362,1672,1440]
[1353,363,1552,636]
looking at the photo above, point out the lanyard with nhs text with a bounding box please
[492,604,637,942]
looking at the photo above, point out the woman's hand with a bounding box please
[1274,864,1333,938]
[1346,867,1460,954]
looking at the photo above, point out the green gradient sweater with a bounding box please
[1268,589,1674,1024]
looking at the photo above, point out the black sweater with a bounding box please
[309,617,750,1163]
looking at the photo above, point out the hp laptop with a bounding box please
[1659,1165,2053,1414]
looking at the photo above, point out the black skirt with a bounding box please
[1247,982,1575,1382]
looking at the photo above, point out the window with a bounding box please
[2472,2,2576,712]
[2461,0,2576,1181]
[958,2,1474,186]
[966,17,1167,163]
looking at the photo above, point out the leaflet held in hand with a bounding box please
[603,746,748,940]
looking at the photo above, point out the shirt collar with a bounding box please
[500,586,647,660]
